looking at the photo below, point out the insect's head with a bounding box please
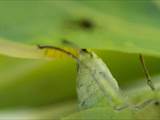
[79,49,92,57]
[61,39,94,60]
[78,48,97,63]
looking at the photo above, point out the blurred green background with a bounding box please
[0,0,160,119]
[1,0,160,55]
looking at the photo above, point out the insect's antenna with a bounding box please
[139,54,156,91]
[38,45,79,62]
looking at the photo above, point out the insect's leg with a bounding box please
[115,99,157,111]
[133,99,155,110]
[138,54,159,107]
[139,54,156,91]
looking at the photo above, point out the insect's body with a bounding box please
[38,44,159,116]
[77,50,125,109]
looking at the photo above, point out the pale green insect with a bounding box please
[77,50,159,110]
[38,45,159,112]
[76,49,125,110]
[38,45,125,109]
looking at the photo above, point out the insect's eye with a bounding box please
[80,49,88,55]
[80,49,90,55]
[80,49,93,58]
[81,49,88,52]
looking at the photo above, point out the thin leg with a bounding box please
[139,54,156,91]
[134,99,155,109]
[139,54,159,107]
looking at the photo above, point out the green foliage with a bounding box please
[0,0,160,57]
[0,0,160,120]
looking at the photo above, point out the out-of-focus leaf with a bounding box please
[0,38,79,60]
[0,100,77,120]
[0,38,45,59]
[0,0,160,58]
[0,54,77,109]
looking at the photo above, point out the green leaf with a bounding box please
[0,38,45,59]
[0,54,77,109]
[0,100,77,120]
[0,0,160,58]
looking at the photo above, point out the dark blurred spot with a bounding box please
[61,39,71,45]
[61,39,78,48]
[154,101,159,106]
[81,101,86,106]
[81,49,88,52]
[67,18,95,31]
[78,19,94,30]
